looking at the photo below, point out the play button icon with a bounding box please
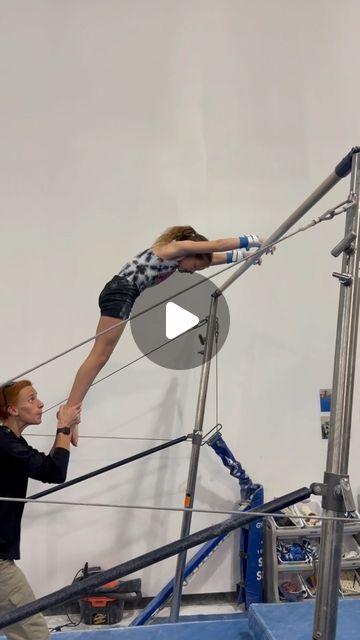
[130,272,230,371]
[165,302,199,340]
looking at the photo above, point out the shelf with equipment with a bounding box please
[263,501,360,603]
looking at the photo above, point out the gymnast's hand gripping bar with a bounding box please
[219,146,360,294]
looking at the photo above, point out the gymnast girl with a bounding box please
[67,225,273,444]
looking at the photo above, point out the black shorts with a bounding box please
[98,276,140,320]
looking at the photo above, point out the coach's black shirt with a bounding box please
[0,426,69,559]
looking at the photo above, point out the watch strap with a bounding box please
[56,427,71,435]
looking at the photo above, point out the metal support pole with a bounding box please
[312,152,360,640]
[170,294,219,621]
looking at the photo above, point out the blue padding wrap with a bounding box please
[226,251,233,264]
[335,146,360,178]
[208,434,256,499]
[239,486,264,608]
[239,236,249,249]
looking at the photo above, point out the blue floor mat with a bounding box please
[249,599,360,639]
[48,617,251,639]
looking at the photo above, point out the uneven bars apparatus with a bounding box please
[170,147,360,640]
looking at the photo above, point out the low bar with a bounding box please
[0,486,310,630]
[30,435,188,500]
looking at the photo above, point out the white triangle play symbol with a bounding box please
[166,302,200,340]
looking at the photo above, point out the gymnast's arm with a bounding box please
[155,234,264,260]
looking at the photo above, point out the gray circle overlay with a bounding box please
[130,272,230,370]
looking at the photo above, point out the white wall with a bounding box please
[1,0,360,600]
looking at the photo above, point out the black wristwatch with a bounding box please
[56,427,71,435]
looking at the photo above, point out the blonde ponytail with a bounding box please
[153,225,212,266]
[154,226,199,245]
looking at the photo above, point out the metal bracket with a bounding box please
[212,288,223,300]
[201,423,223,446]
[311,474,356,512]
[339,477,356,513]
[192,431,203,446]
[197,333,205,355]
[198,316,219,355]
[197,317,210,355]
[311,482,325,497]
[332,271,353,286]
[331,231,357,258]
